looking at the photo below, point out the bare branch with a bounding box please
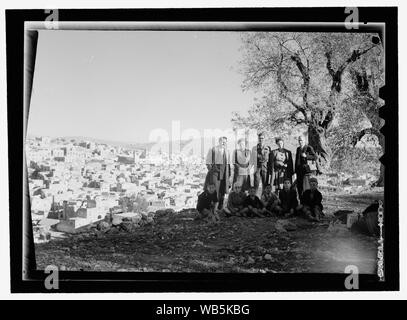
[291,52,311,111]
[289,110,308,125]
[325,51,335,77]
[276,54,306,115]
[338,44,377,74]
[352,127,382,146]
[326,43,380,93]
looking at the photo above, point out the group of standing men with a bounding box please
[203,132,321,211]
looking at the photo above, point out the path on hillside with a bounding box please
[35,190,383,273]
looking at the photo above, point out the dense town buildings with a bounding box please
[26,136,207,240]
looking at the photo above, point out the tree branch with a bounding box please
[319,110,334,130]
[326,44,379,93]
[289,110,307,125]
[291,52,311,110]
[352,127,382,146]
[338,45,377,74]
[325,51,335,77]
[276,54,308,121]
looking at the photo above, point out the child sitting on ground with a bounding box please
[279,178,300,217]
[196,182,220,223]
[243,186,270,217]
[300,177,324,221]
[224,182,248,217]
[261,184,282,216]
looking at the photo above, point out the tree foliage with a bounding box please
[232,32,383,172]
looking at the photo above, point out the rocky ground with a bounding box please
[35,189,383,273]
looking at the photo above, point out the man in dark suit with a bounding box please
[279,178,299,216]
[300,177,323,221]
[251,132,271,194]
[294,136,319,197]
[269,137,294,193]
[205,136,231,210]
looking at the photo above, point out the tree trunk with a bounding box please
[308,123,332,171]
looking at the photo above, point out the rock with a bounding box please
[342,178,366,187]
[97,221,111,231]
[346,213,359,229]
[106,227,120,234]
[327,179,336,186]
[275,219,297,232]
[247,257,255,264]
[264,254,273,261]
[327,222,349,236]
[155,210,166,216]
[351,202,381,237]
[37,230,51,242]
[112,216,122,226]
[120,221,136,232]
[275,223,287,233]
[284,223,297,232]
[113,212,142,225]
[84,224,93,231]
[333,210,354,224]
[192,240,204,247]
[342,179,351,186]
[256,246,266,254]
[131,214,142,223]
[94,230,103,238]
[349,178,366,186]
[326,172,339,178]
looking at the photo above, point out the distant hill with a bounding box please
[62,136,155,150]
[26,134,152,150]
[28,132,308,157]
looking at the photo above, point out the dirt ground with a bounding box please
[35,190,383,273]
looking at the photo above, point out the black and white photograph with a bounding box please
[25,25,386,274]
[4,5,401,295]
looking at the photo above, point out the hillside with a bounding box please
[35,190,383,273]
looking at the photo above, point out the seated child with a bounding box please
[300,177,324,221]
[279,178,299,216]
[243,186,269,218]
[261,184,282,216]
[224,182,247,217]
[196,182,220,223]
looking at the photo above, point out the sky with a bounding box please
[27,30,257,143]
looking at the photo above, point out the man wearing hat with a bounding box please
[251,132,271,194]
[300,177,324,221]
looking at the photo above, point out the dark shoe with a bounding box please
[223,208,232,217]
